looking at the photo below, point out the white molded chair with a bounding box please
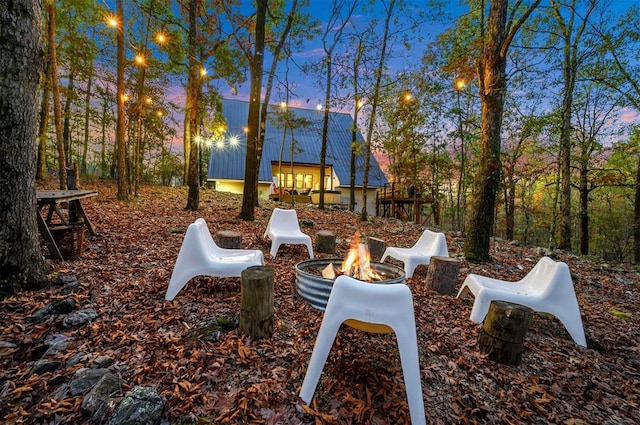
[456,256,586,347]
[381,229,449,278]
[263,208,313,259]
[300,275,425,425]
[165,218,264,301]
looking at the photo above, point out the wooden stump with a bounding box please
[368,237,386,261]
[315,230,336,254]
[240,266,274,339]
[425,256,460,295]
[215,230,242,249]
[477,301,533,366]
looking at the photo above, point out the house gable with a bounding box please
[207,99,388,189]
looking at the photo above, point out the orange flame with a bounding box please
[340,232,382,281]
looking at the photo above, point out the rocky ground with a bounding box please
[1,182,638,424]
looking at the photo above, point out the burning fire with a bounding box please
[340,232,382,281]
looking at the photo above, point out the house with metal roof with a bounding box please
[207,98,388,214]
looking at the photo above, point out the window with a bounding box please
[304,174,313,189]
[277,173,313,190]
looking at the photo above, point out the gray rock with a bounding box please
[31,298,78,322]
[59,281,81,295]
[54,297,78,314]
[107,386,166,425]
[66,351,88,367]
[92,356,115,369]
[52,275,78,286]
[63,308,98,328]
[0,340,18,349]
[31,304,57,322]
[43,333,72,356]
[30,359,61,376]
[81,372,123,415]
[52,383,70,401]
[70,368,110,396]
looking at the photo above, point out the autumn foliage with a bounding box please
[1,182,638,424]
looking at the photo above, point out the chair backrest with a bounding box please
[265,208,301,235]
[520,256,571,295]
[326,275,415,331]
[414,229,449,257]
[194,218,224,254]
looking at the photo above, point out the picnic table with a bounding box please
[36,189,97,260]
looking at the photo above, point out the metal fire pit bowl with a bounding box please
[295,258,406,311]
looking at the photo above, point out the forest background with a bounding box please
[34,0,640,262]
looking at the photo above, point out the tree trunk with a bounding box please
[349,41,362,212]
[635,150,640,264]
[319,55,332,210]
[115,0,128,201]
[185,0,200,211]
[240,0,267,221]
[100,94,108,177]
[505,176,515,240]
[47,2,66,190]
[557,57,574,251]
[361,0,396,222]
[183,108,191,185]
[62,67,74,165]
[37,38,51,183]
[464,0,507,262]
[257,0,298,208]
[82,73,92,174]
[579,160,589,255]
[464,0,540,262]
[551,0,596,251]
[0,0,49,295]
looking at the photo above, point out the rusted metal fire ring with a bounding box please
[295,258,406,311]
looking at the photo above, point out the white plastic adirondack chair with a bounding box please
[299,275,425,425]
[165,218,263,301]
[381,229,449,278]
[263,208,313,259]
[456,256,587,347]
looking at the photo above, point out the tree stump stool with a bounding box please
[368,237,386,261]
[215,230,242,249]
[240,266,274,339]
[315,230,336,254]
[425,256,460,295]
[477,301,533,366]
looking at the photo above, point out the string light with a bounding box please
[106,15,118,28]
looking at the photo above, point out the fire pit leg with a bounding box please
[240,266,274,339]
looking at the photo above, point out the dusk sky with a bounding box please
[104,0,639,151]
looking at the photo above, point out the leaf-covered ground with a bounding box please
[1,182,639,424]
